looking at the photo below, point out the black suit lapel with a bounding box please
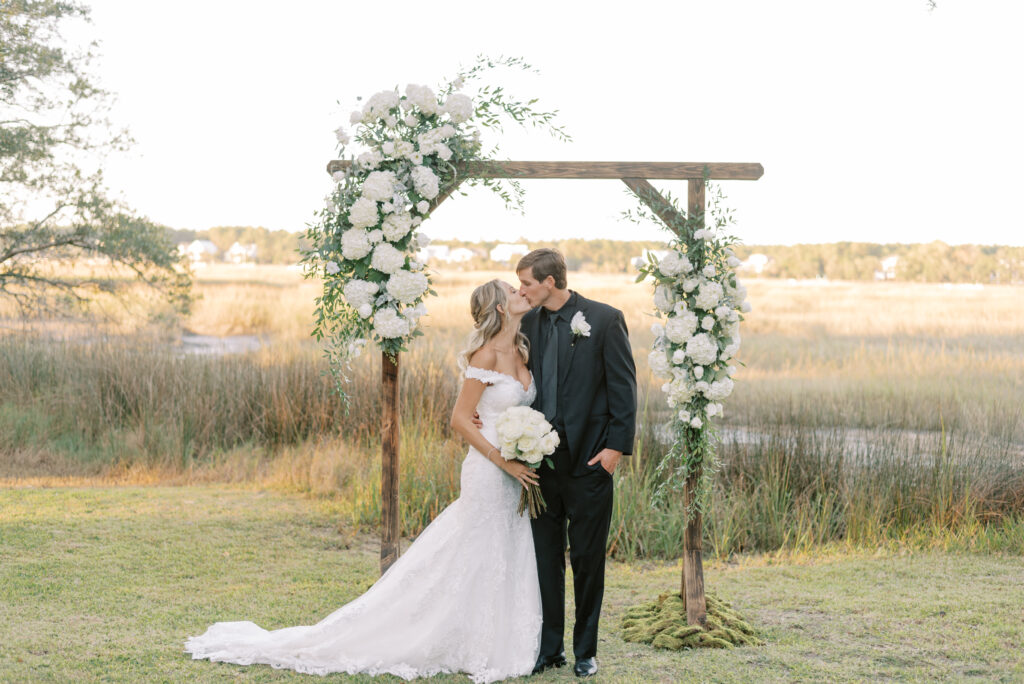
[524,309,541,373]
[559,297,588,387]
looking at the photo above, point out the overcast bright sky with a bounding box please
[77,0,1023,245]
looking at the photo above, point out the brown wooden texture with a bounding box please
[327,160,763,180]
[428,178,463,213]
[682,465,708,626]
[621,178,687,237]
[688,178,706,228]
[380,351,401,574]
[682,179,709,626]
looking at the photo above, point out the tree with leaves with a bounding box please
[0,0,189,316]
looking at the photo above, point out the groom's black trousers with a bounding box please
[531,442,614,661]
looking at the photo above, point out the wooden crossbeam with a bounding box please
[327,160,763,181]
[622,178,687,236]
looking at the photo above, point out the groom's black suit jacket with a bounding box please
[522,291,637,477]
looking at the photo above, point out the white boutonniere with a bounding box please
[570,311,591,346]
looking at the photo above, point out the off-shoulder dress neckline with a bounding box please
[466,366,534,394]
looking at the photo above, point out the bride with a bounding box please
[185,280,543,683]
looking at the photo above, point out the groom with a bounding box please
[516,248,637,678]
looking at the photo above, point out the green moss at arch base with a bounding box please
[621,591,763,650]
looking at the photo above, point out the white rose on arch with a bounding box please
[657,251,690,277]
[411,165,440,200]
[721,334,741,361]
[695,281,724,311]
[363,90,400,120]
[706,378,734,401]
[382,212,413,242]
[373,308,410,339]
[664,311,698,344]
[405,83,439,114]
[385,270,429,304]
[343,279,380,309]
[347,197,380,230]
[356,150,383,170]
[362,171,397,202]
[648,350,671,377]
[684,333,718,366]
[654,284,675,313]
[442,93,474,123]
[370,243,406,274]
[341,228,373,260]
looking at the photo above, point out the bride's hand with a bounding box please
[503,461,539,489]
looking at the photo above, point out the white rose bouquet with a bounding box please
[495,405,560,518]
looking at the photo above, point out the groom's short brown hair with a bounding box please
[516,248,567,289]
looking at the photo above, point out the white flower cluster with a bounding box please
[404,84,438,114]
[341,227,372,259]
[370,243,406,274]
[343,279,380,317]
[362,170,397,202]
[442,93,474,123]
[411,165,440,200]
[385,269,428,304]
[495,406,560,465]
[372,307,410,339]
[347,198,379,231]
[645,240,750,429]
[320,79,481,349]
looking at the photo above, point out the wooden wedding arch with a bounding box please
[326,158,764,626]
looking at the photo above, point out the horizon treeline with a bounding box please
[168,227,1023,283]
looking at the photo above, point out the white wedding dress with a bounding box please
[185,367,542,683]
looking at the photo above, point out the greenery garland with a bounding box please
[629,182,751,516]
[301,56,567,396]
[624,183,761,652]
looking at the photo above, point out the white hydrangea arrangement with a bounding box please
[632,182,751,505]
[495,405,559,518]
[302,57,569,382]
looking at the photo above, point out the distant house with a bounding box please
[447,247,476,263]
[874,255,899,281]
[489,243,529,263]
[227,241,258,265]
[415,245,480,265]
[740,253,770,275]
[417,245,451,263]
[185,239,219,265]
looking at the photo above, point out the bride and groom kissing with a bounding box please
[186,248,638,682]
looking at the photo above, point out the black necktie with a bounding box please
[541,313,559,421]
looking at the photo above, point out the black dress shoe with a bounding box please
[531,652,567,674]
[573,657,598,678]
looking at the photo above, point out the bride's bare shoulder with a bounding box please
[467,345,497,371]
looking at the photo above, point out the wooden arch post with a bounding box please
[326,159,763,620]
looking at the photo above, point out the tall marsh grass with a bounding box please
[1,268,1022,557]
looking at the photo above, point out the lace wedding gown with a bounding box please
[185,367,541,683]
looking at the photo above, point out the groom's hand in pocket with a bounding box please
[588,448,622,475]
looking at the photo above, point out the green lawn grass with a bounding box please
[2,485,1022,683]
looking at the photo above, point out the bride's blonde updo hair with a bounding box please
[459,279,529,369]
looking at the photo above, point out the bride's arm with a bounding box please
[450,350,539,489]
